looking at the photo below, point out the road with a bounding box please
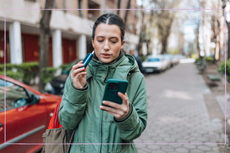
[134,63,227,153]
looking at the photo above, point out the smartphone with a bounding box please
[102,79,129,106]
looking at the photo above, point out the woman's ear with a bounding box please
[91,39,95,48]
[121,40,125,49]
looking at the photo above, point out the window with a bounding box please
[0,79,30,111]
[148,58,160,62]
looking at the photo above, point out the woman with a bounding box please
[59,13,147,153]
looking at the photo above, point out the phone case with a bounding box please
[102,79,128,106]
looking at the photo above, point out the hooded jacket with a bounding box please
[58,54,147,153]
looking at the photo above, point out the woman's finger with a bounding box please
[72,67,86,77]
[72,61,84,70]
[100,105,121,116]
[118,92,129,105]
[102,101,122,109]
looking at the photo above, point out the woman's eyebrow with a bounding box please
[109,37,118,39]
[96,35,104,38]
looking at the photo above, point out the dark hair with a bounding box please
[92,13,125,42]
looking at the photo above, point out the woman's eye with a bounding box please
[111,41,117,43]
[98,40,103,42]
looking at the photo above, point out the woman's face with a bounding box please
[92,23,125,63]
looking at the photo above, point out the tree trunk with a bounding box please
[117,0,121,16]
[137,9,145,55]
[39,0,54,92]
[227,22,230,60]
[124,0,131,27]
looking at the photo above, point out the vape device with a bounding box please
[81,51,94,68]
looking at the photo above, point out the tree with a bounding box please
[39,0,54,91]
[117,0,121,16]
[137,0,147,55]
[149,0,182,54]
[222,0,230,60]
[124,0,131,27]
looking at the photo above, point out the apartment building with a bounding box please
[0,0,141,67]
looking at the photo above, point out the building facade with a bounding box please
[0,0,140,67]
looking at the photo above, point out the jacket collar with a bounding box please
[86,54,139,82]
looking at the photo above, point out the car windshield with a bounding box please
[148,58,160,62]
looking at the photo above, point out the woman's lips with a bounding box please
[102,53,111,58]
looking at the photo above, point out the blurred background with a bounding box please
[0,0,230,153]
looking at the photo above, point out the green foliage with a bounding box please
[0,63,17,71]
[167,48,179,55]
[139,54,147,62]
[41,67,58,84]
[0,71,23,80]
[16,62,39,84]
[191,53,197,59]
[0,62,39,84]
[59,64,69,70]
[205,56,214,62]
[218,59,230,77]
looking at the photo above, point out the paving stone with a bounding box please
[176,139,188,143]
[211,147,220,152]
[139,147,152,153]
[160,146,174,152]
[135,64,227,152]
[197,146,212,151]
[151,151,166,153]
[163,138,176,142]
[168,144,183,148]
[190,150,205,153]
[175,148,189,153]
[147,145,160,150]
[183,144,197,149]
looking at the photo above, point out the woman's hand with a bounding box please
[100,92,130,120]
[71,61,87,89]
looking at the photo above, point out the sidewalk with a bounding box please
[201,63,230,152]
[135,63,229,153]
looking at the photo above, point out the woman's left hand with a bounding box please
[100,92,130,120]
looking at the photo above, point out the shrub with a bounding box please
[16,62,39,84]
[59,64,69,71]
[0,63,17,71]
[41,67,58,84]
[218,59,230,80]
[0,71,23,80]
[0,62,39,84]
[205,56,214,63]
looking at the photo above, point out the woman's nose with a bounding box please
[104,40,110,50]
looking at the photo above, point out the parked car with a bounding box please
[142,56,167,73]
[45,59,82,95]
[0,75,61,153]
[161,54,173,68]
[172,55,179,65]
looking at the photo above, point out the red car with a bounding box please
[0,75,61,153]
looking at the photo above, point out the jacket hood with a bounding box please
[86,54,139,81]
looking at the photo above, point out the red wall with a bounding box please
[62,38,78,64]
[0,32,78,66]
[0,31,9,63]
[22,33,53,67]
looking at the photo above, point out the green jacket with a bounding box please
[59,54,147,153]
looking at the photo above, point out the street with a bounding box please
[134,63,228,153]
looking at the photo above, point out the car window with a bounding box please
[0,79,30,111]
[148,58,160,62]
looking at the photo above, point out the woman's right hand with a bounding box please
[71,61,87,89]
